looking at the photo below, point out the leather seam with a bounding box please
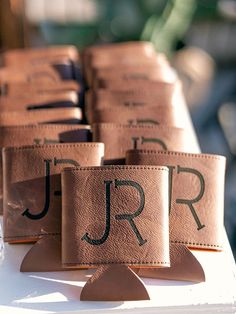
[93,123,183,131]
[171,240,222,248]
[63,261,169,265]
[63,165,169,172]
[4,232,60,239]
[128,150,225,161]
[3,143,103,152]
[0,124,89,131]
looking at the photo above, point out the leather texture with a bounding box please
[3,143,104,243]
[126,150,226,250]
[0,91,78,112]
[3,45,79,66]
[81,264,150,301]
[0,124,91,213]
[0,64,63,83]
[62,165,170,268]
[0,107,82,126]
[92,123,197,163]
[88,106,182,127]
[5,81,80,97]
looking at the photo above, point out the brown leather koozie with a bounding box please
[0,91,78,112]
[62,165,170,300]
[0,124,91,213]
[88,106,182,127]
[5,81,80,97]
[92,123,197,163]
[126,150,226,282]
[0,108,82,126]
[3,45,79,66]
[3,143,104,271]
[0,64,62,84]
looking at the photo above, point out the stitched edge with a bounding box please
[0,124,90,131]
[171,240,223,249]
[127,149,226,161]
[2,143,103,152]
[63,261,169,266]
[0,108,82,117]
[4,232,60,240]
[62,165,169,172]
[92,123,183,131]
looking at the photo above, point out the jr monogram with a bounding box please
[167,165,205,231]
[22,157,79,220]
[82,179,147,246]
[132,136,167,150]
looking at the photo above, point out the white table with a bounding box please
[0,220,235,314]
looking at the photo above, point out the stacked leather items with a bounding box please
[1,42,226,303]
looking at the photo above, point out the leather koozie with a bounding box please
[126,150,226,282]
[0,124,91,214]
[92,123,197,164]
[0,91,78,112]
[0,107,82,126]
[62,165,170,301]
[88,106,181,127]
[3,143,104,271]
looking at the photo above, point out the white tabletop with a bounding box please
[0,219,235,314]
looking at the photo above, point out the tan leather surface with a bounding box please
[81,265,150,301]
[126,150,226,250]
[92,123,196,162]
[93,67,176,88]
[0,91,78,112]
[0,124,91,214]
[3,46,79,66]
[0,107,82,126]
[0,64,62,84]
[3,143,104,243]
[88,106,182,127]
[5,81,80,97]
[62,165,170,268]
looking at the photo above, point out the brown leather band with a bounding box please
[5,81,80,97]
[92,123,197,163]
[3,46,79,66]
[61,165,170,268]
[88,106,182,127]
[0,91,78,112]
[0,64,62,84]
[126,150,226,250]
[3,143,104,243]
[0,107,82,126]
[0,124,91,214]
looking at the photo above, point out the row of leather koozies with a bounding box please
[0,43,227,302]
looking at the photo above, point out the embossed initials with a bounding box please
[22,157,80,220]
[82,179,147,246]
[131,136,167,150]
[167,165,205,230]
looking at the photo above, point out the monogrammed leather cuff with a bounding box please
[0,124,91,214]
[126,150,226,250]
[88,106,181,127]
[3,143,104,243]
[62,165,169,267]
[92,123,196,163]
[3,46,79,66]
[0,91,78,112]
[0,108,82,126]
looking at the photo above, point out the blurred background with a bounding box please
[0,0,236,256]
